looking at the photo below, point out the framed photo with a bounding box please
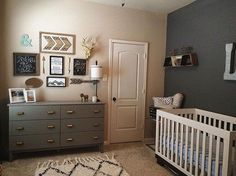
[47,77,66,87]
[73,58,86,75]
[8,88,25,103]
[50,56,64,75]
[13,53,40,76]
[24,89,36,102]
[40,32,76,54]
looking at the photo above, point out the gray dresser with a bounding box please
[8,101,104,160]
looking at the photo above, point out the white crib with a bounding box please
[155,108,236,176]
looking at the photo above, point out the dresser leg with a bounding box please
[99,144,104,153]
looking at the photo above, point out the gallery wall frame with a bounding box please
[47,77,66,87]
[13,53,40,76]
[50,56,64,75]
[73,58,86,75]
[8,88,25,103]
[40,32,76,54]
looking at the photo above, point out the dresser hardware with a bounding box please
[93,110,100,113]
[66,110,74,114]
[47,139,55,143]
[17,112,24,116]
[66,124,73,128]
[16,127,24,131]
[47,111,55,115]
[93,123,100,127]
[16,141,24,145]
[92,136,99,140]
[66,138,73,142]
[47,125,55,129]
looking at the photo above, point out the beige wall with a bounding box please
[2,0,166,139]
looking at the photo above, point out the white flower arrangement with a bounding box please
[81,37,96,59]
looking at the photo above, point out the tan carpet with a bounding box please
[1,142,173,176]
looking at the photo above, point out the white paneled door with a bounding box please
[109,40,148,143]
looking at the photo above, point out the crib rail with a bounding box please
[155,109,236,176]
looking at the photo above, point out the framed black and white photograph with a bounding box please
[13,53,40,76]
[50,56,64,75]
[40,32,76,54]
[8,88,25,103]
[73,58,86,75]
[47,77,66,87]
[24,89,36,102]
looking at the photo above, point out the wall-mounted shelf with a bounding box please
[164,53,198,67]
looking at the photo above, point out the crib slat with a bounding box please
[167,119,170,159]
[195,129,200,176]
[160,117,163,154]
[230,123,233,131]
[215,137,220,176]
[180,123,184,167]
[224,121,227,130]
[163,118,167,156]
[201,131,206,176]
[156,115,160,152]
[207,134,213,176]
[175,122,179,164]
[234,142,236,176]
[184,126,189,170]
[171,120,174,161]
[190,127,194,174]
[222,137,232,176]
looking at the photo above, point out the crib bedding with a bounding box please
[159,132,225,176]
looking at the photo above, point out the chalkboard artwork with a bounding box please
[73,58,86,75]
[13,53,40,76]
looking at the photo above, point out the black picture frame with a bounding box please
[73,58,86,75]
[13,53,40,76]
[46,77,66,87]
[50,56,64,75]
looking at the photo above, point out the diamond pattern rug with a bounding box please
[35,154,129,176]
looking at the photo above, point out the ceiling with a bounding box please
[83,0,196,14]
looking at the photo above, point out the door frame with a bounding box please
[108,39,148,144]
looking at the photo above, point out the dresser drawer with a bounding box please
[9,120,60,135]
[61,131,103,147]
[9,106,60,120]
[61,118,103,133]
[9,134,59,151]
[61,105,104,119]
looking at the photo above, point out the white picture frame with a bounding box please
[8,88,25,103]
[24,89,36,103]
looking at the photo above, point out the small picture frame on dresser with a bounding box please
[24,89,36,102]
[8,88,25,103]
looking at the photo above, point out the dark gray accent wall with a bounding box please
[165,0,236,116]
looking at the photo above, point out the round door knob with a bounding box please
[113,97,116,102]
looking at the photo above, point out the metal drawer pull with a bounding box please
[17,112,25,116]
[16,141,24,145]
[66,110,74,114]
[93,123,100,127]
[66,138,73,142]
[47,125,55,129]
[16,127,24,131]
[66,124,73,128]
[93,110,100,113]
[47,111,55,115]
[47,139,55,143]
[92,136,99,140]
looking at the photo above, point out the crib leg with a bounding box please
[155,154,165,166]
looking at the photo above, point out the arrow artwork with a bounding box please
[40,32,75,54]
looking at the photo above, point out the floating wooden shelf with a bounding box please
[164,53,198,67]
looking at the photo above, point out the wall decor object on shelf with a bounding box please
[73,58,86,75]
[40,32,76,54]
[47,77,66,87]
[20,34,32,47]
[24,89,36,102]
[25,78,43,88]
[50,56,64,75]
[13,53,40,76]
[224,43,236,80]
[164,53,198,67]
[8,88,25,103]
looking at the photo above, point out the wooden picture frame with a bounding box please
[50,56,64,75]
[73,58,86,75]
[8,88,25,103]
[24,89,36,103]
[13,53,40,76]
[40,32,76,54]
[47,77,66,87]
